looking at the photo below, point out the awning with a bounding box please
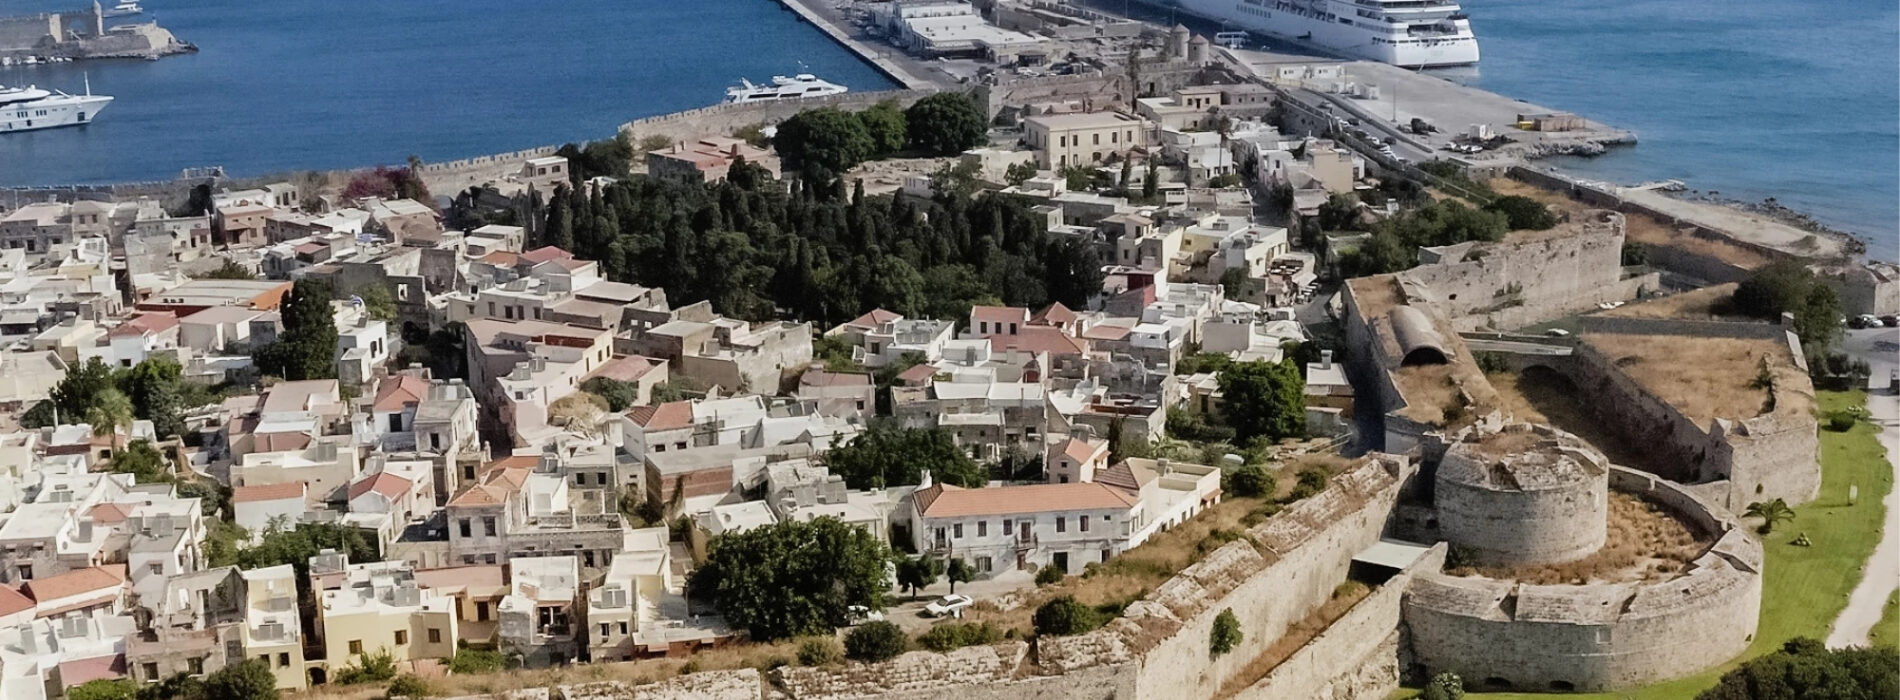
[1352,538,1433,571]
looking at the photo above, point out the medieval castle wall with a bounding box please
[1435,425,1610,566]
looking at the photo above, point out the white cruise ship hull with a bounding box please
[0,95,113,133]
[1172,0,1480,67]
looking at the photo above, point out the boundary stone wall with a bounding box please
[617,90,932,147]
[1403,466,1762,693]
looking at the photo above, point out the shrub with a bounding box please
[1825,411,1857,432]
[386,674,432,699]
[1226,464,1274,498]
[1033,596,1106,637]
[844,621,909,662]
[447,646,507,674]
[796,637,844,666]
[918,621,1002,651]
[1286,467,1329,501]
[334,648,398,685]
[67,679,137,700]
[1421,671,1465,700]
[678,659,702,676]
[1034,564,1066,586]
[1209,608,1243,656]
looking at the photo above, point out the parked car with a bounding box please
[846,605,885,625]
[1882,315,1899,328]
[923,594,974,618]
[1545,328,1571,337]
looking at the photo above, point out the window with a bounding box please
[953,523,963,538]
[16,564,30,580]
[1080,515,1090,532]
[599,623,611,638]
[428,628,442,644]
[483,517,497,536]
[143,662,159,680]
[1092,133,1100,145]
[394,630,408,645]
[619,622,629,634]
[458,519,471,538]
[476,601,491,621]
[1056,516,1067,533]
[977,521,987,537]
[348,640,363,654]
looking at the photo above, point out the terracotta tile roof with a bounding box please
[447,483,509,508]
[1082,324,1132,341]
[349,471,413,502]
[57,655,126,685]
[991,326,1086,356]
[970,306,1028,324]
[233,481,306,503]
[895,364,938,386]
[553,258,591,271]
[86,503,131,525]
[1032,302,1077,325]
[846,308,901,328]
[478,250,519,266]
[587,355,664,383]
[371,374,430,412]
[1094,463,1144,495]
[485,455,539,471]
[519,246,573,264]
[800,369,872,388]
[0,585,32,617]
[915,482,1137,518]
[448,464,531,508]
[1057,436,1105,464]
[22,565,125,604]
[626,400,692,430]
[106,313,179,338]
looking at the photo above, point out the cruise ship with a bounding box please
[1173,0,1479,67]
[724,74,848,104]
[0,82,113,133]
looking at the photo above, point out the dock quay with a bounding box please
[774,0,945,91]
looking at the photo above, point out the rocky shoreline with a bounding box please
[1674,190,1870,256]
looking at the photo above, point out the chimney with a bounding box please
[1320,349,1333,370]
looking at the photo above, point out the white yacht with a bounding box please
[1169,0,1479,67]
[0,82,114,133]
[724,74,848,104]
[104,0,143,17]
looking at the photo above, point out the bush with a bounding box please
[334,648,398,685]
[1483,195,1558,231]
[202,659,279,700]
[917,621,1002,652]
[67,679,137,700]
[447,646,507,674]
[1286,467,1329,501]
[1226,464,1274,498]
[1421,671,1465,700]
[1032,596,1106,637]
[1696,637,1898,700]
[386,674,432,699]
[1825,410,1857,432]
[796,637,844,666]
[1209,608,1243,656]
[679,659,702,675]
[843,621,909,662]
[1034,564,1066,586]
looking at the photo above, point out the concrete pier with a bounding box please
[774,0,944,91]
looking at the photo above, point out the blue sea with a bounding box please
[0,0,1894,260]
[0,0,898,184]
[1451,0,1899,261]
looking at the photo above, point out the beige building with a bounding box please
[240,565,307,690]
[315,559,459,677]
[646,137,782,184]
[1023,111,1147,169]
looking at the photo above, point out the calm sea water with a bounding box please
[1452,0,1899,261]
[0,0,897,185]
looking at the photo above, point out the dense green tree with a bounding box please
[356,283,398,321]
[843,620,909,662]
[1004,161,1038,186]
[945,558,976,594]
[1033,596,1105,636]
[68,679,137,700]
[823,423,987,489]
[120,356,185,439]
[1733,260,1844,351]
[202,658,280,700]
[691,517,891,641]
[254,280,339,380]
[27,356,119,428]
[1226,464,1274,498]
[895,554,942,598]
[579,377,641,412]
[1421,672,1465,700]
[197,259,256,280]
[1696,638,1897,700]
[904,92,988,156]
[554,132,636,181]
[235,521,380,605]
[1141,161,1158,201]
[1209,608,1243,656]
[918,621,1001,651]
[108,440,171,484]
[1316,192,1362,231]
[88,388,135,448]
[776,107,877,177]
[857,100,909,157]
[1035,563,1065,586]
[1483,194,1559,230]
[1217,360,1307,443]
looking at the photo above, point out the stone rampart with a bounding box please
[1231,544,1447,700]
[1576,315,1788,341]
[617,89,931,146]
[1399,211,1634,332]
[1435,425,1609,566]
[1403,465,1762,693]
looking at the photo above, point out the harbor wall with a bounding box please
[616,89,931,146]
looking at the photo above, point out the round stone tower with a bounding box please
[1187,34,1210,64]
[1435,424,1609,566]
[1168,24,1190,59]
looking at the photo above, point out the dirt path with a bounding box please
[1827,387,1899,649]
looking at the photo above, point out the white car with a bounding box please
[846,605,885,625]
[923,594,974,618]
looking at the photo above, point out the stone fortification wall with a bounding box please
[1230,544,1448,700]
[618,89,931,146]
[770,456,1416,700]
[1435,425,1609,566]
[0,14,57,50]
[1400,211,1634,332]
[1542,321,1820,509]
[416,146,562,177]
[1575,315,1789,341]
[1403,466,1763,693]
[975,74,1126,119]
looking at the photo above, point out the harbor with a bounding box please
[0,1,194,64]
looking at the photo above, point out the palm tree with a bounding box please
[88,388,135,454]
[1745,498,1796,534]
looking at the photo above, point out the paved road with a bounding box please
[1462,338,1574,356]
[1826,326,1899,649]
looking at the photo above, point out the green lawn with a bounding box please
[1402,390,1892,700]
[1869,590,1899,648]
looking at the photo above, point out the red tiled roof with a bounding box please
[57,655,126,685]
[22,566,125,604]
[519,246,573,264]
[800,369,872,388]
[1057,436,1105,464]
[349,471,413,502]
[447,484,509,508]
[294,241,327,255]
[587,355,664,383]
[553,258,592,271]
[371,374,429,412]
[479,250,519,266]
[449,464,532,508]
[895,364,938,386]
[626,400,692,430]
[845,308,901,329]
[1032,302,1077,325]
[106,313,179,339]
[233,481,306,503]
[0,585,32,617]
[1081,324,1132,341]
[916,482,1137,518]
[970,306,1028,324]
[990,326,1086,356]
[86,503,131,525]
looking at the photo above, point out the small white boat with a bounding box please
[723,73,848,104]
[104,0,143,17]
